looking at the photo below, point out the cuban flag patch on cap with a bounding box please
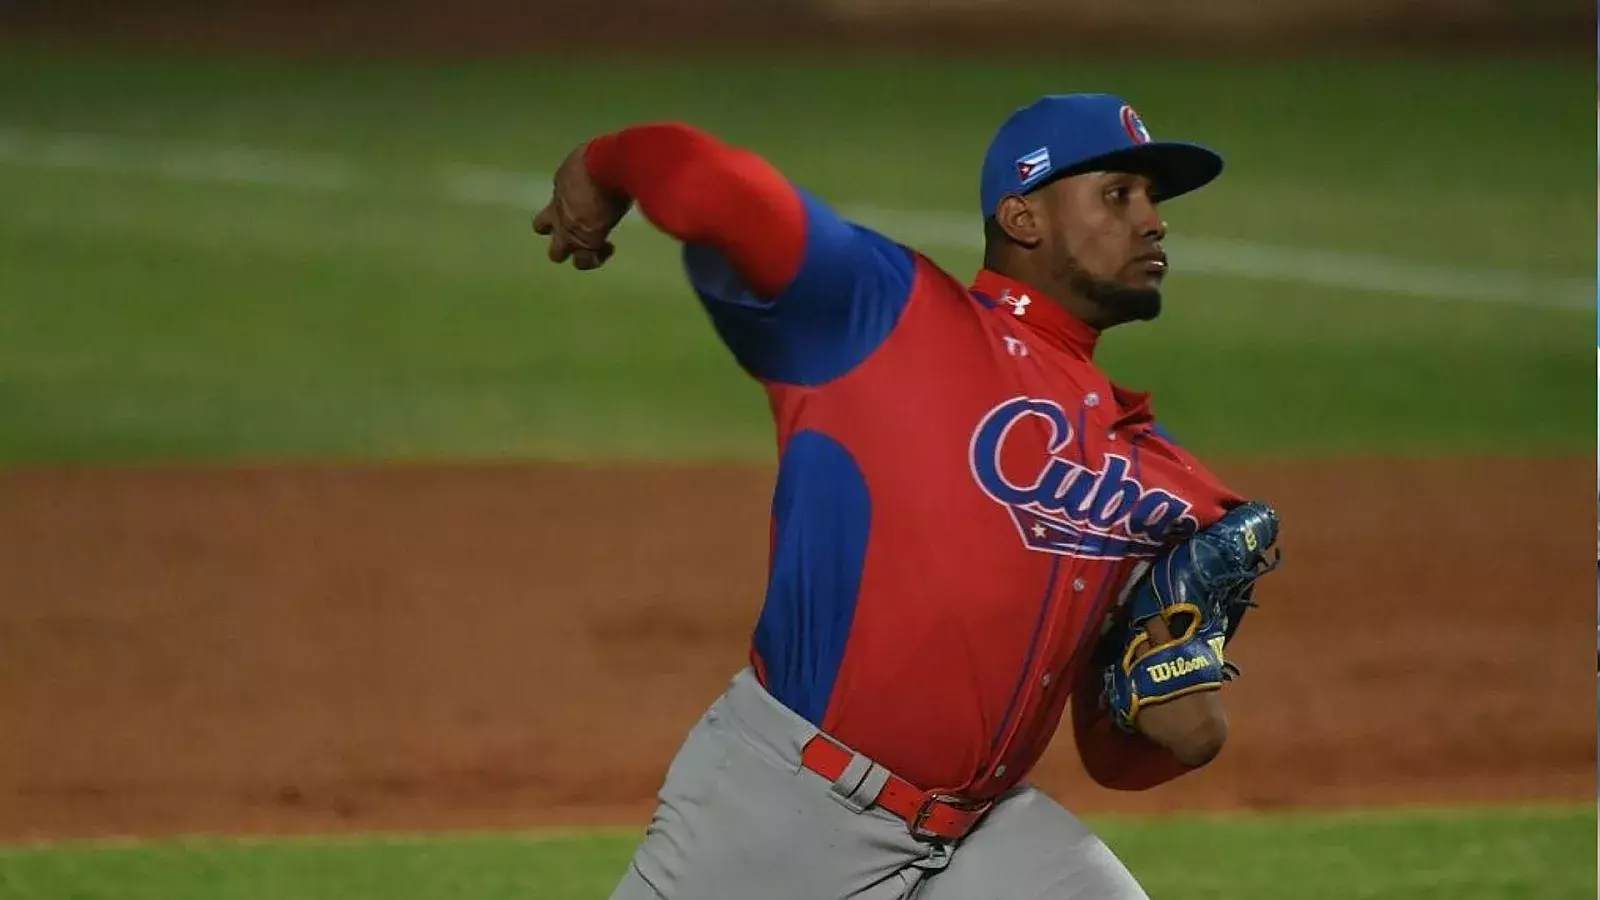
[1016,146,1052,185]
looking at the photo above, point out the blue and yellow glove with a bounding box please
[1102,501,1281,733]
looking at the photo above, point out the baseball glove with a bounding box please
[1099,501,1281,733]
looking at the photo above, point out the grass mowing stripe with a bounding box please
[0,54,1590,461]
[0,125,1587,308]
[0,176,1588,463]
[0,53,1588,274]
[0,806,1591,900]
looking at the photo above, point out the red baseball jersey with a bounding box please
[587,123,1244,801]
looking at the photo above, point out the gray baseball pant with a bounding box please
[609,667,1148,900]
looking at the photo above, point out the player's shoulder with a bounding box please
[794,193,978,306]
[895,249,991,320]
[900,247,957,284]
[789,194,989,326]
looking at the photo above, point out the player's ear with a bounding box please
[993,195,1043,249]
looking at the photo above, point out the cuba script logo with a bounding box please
[969,397,1197,560]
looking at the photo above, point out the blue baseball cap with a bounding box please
[979,94,1223,219]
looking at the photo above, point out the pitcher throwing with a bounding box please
[533,93,1282,900]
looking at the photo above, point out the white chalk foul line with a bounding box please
[0,129,359,190]
[439,164,548,208]
[0,127,1589,310]
[840,204,1593,310]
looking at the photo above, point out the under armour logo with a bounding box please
[1003,336,1029,358]
[1000,290,1031,317]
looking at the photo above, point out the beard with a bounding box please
[1052,246,1162,324]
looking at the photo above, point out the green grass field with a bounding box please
[0,49,1592,463]
[0,806,1591,900]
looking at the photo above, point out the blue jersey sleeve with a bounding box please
[682,190,917,387]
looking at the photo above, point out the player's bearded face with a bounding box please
[1041,172,1166,325]
[1049,226,1162,324]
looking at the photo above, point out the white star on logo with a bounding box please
[1031,523,1048,539]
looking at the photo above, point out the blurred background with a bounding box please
[0,3,1595,899]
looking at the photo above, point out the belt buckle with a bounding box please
[910,792,983,841]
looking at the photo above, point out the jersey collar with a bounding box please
[969,269,1099,360]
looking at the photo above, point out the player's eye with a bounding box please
[1105,185,1130,205]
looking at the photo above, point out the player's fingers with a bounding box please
[547,227,574,263]
[531,202,557,236]
[1144,615,1174,643]
[572,240,617,270]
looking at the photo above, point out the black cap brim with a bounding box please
[1036,142,1224,203]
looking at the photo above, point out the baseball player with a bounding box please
[533,93,1282,900]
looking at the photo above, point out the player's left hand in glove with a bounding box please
[1101,500,1281,734]
[532,143,633,271]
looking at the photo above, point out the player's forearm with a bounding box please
[1135,691,1228,767]
[1127,614,1228,766]
[1072,699,1194,791]
[1071,684,1227,791]
[583,123,805,296]
[1071,665,1216,791]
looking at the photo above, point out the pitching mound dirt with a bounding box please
[0,458,1593,840]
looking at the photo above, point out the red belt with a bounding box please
[800,735,991,842]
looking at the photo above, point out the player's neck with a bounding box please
[986,261,1106,331]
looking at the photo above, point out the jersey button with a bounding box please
[1105,429,1118,442]
[1040,672,1052,688]
[1084,392,1100,408]
[994,764,1007,778]
[1072,577,1086,592]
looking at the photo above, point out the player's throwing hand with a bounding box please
[532,143,632,270]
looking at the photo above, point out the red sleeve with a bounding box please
[1070,661,1194,791]
[583,123,806,298]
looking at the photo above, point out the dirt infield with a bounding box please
[0,458,1594,841]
